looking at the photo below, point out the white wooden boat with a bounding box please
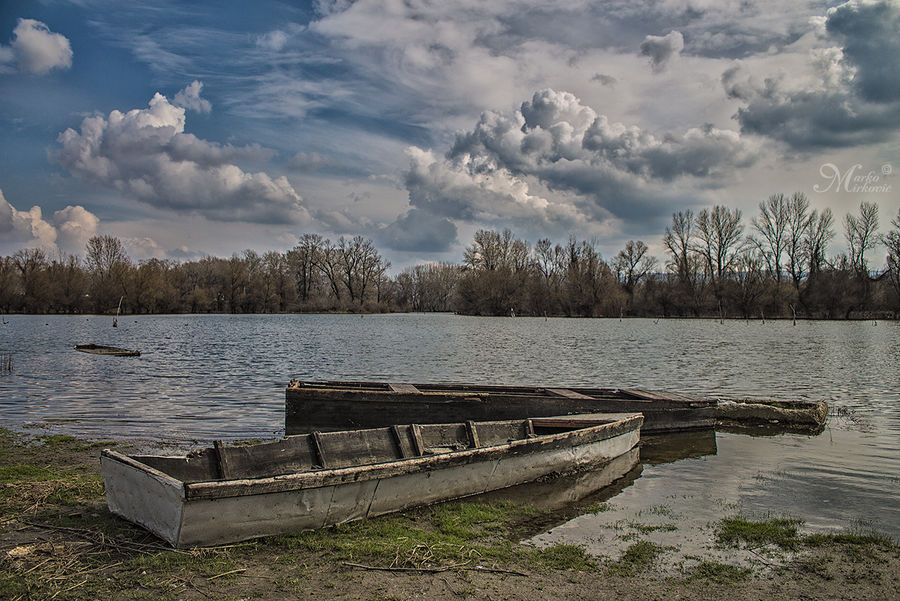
[101,412,643,548]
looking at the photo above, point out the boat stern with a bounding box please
[100,450,186,547]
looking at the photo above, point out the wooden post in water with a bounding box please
[113,296,124,327]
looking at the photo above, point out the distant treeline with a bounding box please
[2,195,900,319]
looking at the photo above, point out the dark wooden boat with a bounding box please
[285,380,717,435]
[74,344,141,357]
[101,412,642,548]
[285,380,827,435]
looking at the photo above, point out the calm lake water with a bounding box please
[1,313,898,546]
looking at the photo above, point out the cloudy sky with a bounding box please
[1,0,898,269]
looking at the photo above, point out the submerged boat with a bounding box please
[101,412,642,548]
[285,380,827,435]
[286,380,717,435]
[74,344,141,357]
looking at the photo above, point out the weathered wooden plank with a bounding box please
[204,437,317,480]
[311,431,327,469]
[214,440,231,480]
[391,425,409,458]
[389,383,421,393]
[531,413,635,429]
[419,423,468,451]
[409,424,424,456]
[466,421,481,448]
[545,388,595,400]
[318,428,400,468]
[136,451,217,483]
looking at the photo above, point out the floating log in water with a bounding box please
[74,344,141,357]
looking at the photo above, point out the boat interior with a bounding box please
[287,380,709,405]
[130,415,628,485]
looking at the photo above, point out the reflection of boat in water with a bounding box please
[468,430,719,537]
[474,447,643,537]
[102,413,642,547]
[639,429,718,465]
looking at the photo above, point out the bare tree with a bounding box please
[731,247,766,318]
[613,240,657,296]
[804,208,835,277]
[663,210,694,283]
[752,193,789,282]
[785,192,812,293]
[883,208,900,306]
[693,205,745,303]
[844,201,880,275]
[287,233,323,304]
[318,239,344,303]
[334,236,385,305]
[84,235,131,313]
[262,251,290,312]
[464,229,513,271]
[12,248,49,311]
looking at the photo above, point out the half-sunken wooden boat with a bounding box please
[286,380,716,435]
[74,343,141,357]
[101,412,642,548]
[285,380,827,435]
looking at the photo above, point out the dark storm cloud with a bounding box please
[592,73,617,87]
[639,31,684,72]
[729,0,900,150]
[826,0,900,103]
[378,208,458,252]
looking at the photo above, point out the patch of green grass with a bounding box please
[585,502,610,513]
[717,516,803,550]
[131,548,239,578]
[804,532,896,549]
[539,544,597,571]
[643,504,674,517]
[628,522,678,534]
[685,561,752,584]
[0,571,27,599]
[267,501,563,571]
[270,504,530,568]
[607,541,674,576]
[430,501,519,539]
[0,463,56,482]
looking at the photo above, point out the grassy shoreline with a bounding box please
[2,429,897,600]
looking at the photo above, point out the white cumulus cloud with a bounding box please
[395,88,759,243]
[0,189,100,255]
[54,93,310,224]
[173,80,212,114]
[0,18,73,75]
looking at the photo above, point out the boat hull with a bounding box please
[101,413,642,548]
[285,381,716,435]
